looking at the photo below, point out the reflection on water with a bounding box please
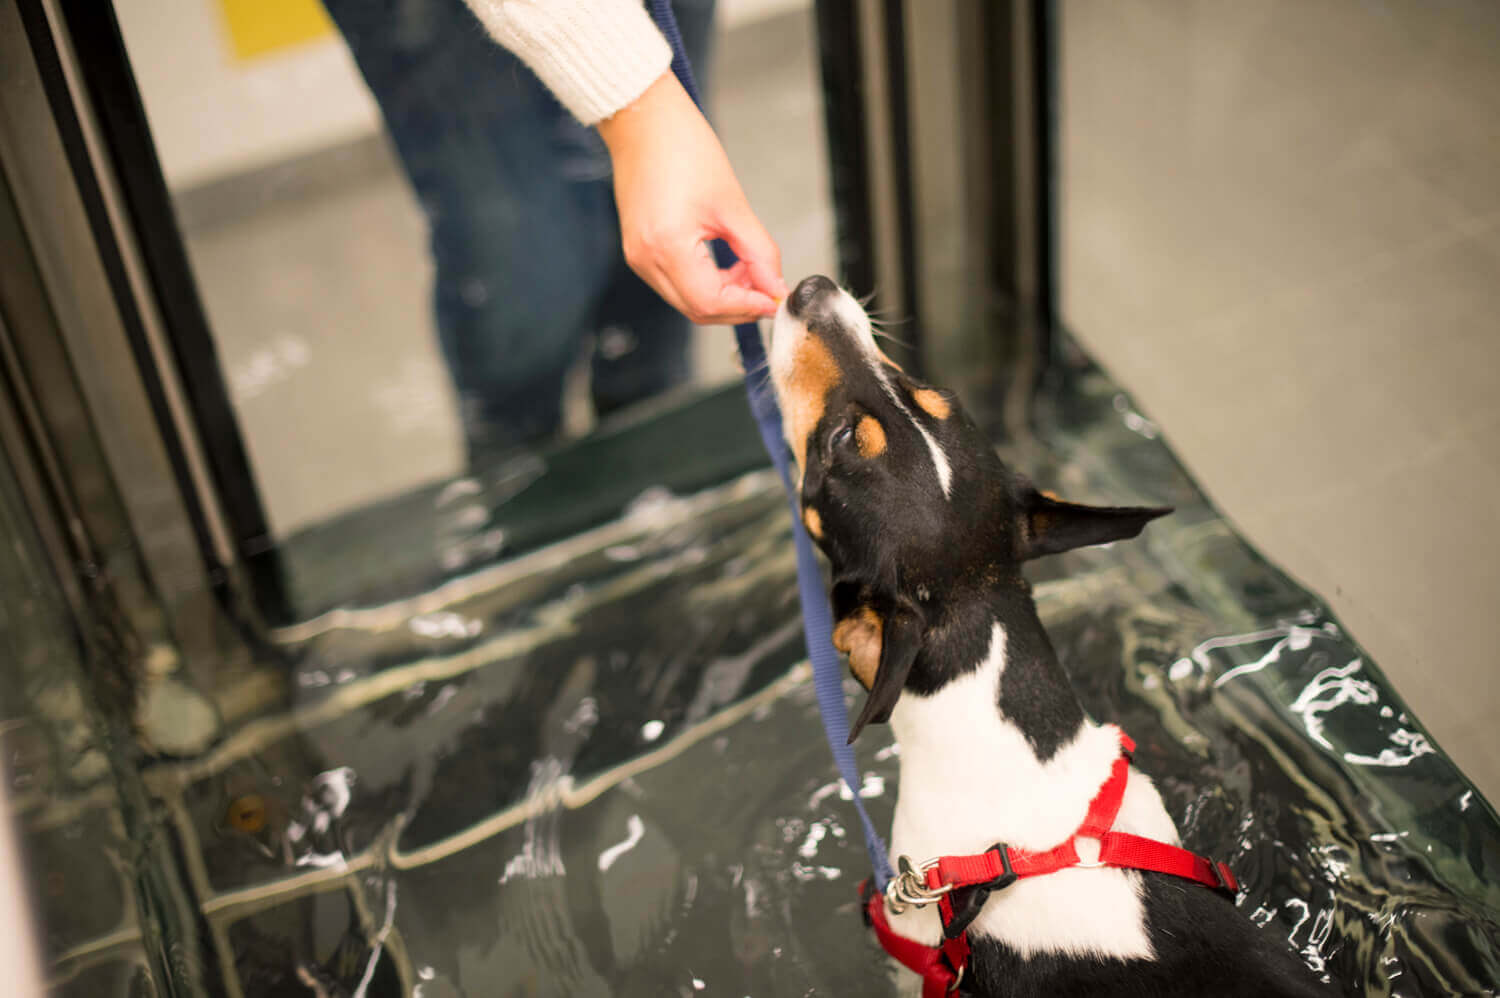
[26,348,1500,996]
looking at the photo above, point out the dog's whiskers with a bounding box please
[870,326,914,350]
[737,353,771,380]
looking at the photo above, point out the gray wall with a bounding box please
[1059,1,1500,800]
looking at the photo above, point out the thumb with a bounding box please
[717,201,787,300]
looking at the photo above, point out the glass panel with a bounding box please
[112,0,836,616]
[0,442,165,994]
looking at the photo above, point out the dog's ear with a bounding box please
[1015,482,1171,561]
[845,603,923,745]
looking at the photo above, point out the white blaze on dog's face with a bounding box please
[766,276,996,587]
[768,276,953,495]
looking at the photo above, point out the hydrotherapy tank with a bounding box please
[2,0,1498,994]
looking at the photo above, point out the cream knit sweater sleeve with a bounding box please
[463,0,674,126]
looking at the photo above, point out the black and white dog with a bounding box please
[767,276,1331,997]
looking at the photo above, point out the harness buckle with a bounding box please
[1211,860,1240,898]
[883,855,954,915]
[942,842,1018,940]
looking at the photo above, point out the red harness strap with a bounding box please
[861,729,1238,997]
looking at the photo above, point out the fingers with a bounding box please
[665,203,786,324]
[718,202,787,301]
[660,238,778,324]
[628,233,778,325]
[619,191,787,325]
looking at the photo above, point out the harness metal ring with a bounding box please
[883,855,954,914]
[1073,834,1105,869]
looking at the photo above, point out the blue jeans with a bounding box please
[324,0,716,459]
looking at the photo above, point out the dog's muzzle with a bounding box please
[786,274,838,319]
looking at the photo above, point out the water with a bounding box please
[28,347,1500,996]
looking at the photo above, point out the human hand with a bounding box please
[598,72,787,325]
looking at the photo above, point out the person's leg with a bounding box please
[588,260,693,419]
[590,0,718,419]
[324,0,615,458]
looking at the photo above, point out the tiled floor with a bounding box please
[1059,0,1500,803]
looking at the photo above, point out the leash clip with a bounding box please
[883,855,953,914]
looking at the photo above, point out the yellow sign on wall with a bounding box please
[217,0,334,61]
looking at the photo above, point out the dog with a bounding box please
[767,275,1331,997]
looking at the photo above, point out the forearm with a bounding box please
[465,2,785,324]
[463,0,672,125]
[595,69,690,156]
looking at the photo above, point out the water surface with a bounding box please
[37,347,1500,996]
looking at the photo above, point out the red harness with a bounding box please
[860,729,1238,997]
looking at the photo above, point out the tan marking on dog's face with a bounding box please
[833,606,883,689]
[855,415,887,458]
[911,388,950,420]
[876,347,903,372]
[782,335,840,470]
[803,506,823,539]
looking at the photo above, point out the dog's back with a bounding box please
[970,875,1330,996]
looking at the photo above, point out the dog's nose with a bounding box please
[787,275,838,319]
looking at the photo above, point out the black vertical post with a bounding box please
[811,0,1056,391]
[1030,0,1057,367]
[26,0,289,625]
[879,0,924,372]
[812,0,876,299]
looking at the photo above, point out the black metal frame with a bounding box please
[812,0,1058,385]
[1030,0,1057,367]
[0,169,151,705]
[811,0,876,297]
[16,0,289,624]
[812,0,927,371]
[877,0,925,366]
[991,0,1057,365]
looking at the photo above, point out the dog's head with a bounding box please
[767,275,1170,742]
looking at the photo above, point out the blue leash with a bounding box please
[645,0,894,891]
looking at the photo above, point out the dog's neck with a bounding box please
[883,585,1177,959]
[889,590,1121,854]
[903,583,1087,761]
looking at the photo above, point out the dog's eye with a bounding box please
[829,422,854,450]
